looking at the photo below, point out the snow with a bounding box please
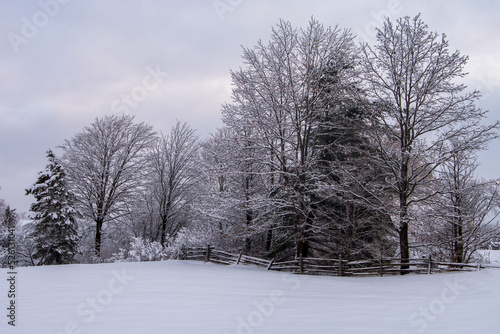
[490,250,500,264]
[1,252,500,334]
[486,250,500,266]
[478,249,500,266]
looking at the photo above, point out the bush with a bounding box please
[164,227,211,258]
[128,237,166,262]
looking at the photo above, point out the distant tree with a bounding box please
[0,201,18,268]
[0,196,6,226]
[199,126,267,254]
[14,224,37,267]
[0,197,7,248]
[60,115,156,257]
[3,206,18,229]
[417,145,500,262]
[360,15,499,269]
[147,121,201,245]
[26,149,80,265]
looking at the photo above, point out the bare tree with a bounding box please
[360,15,499,269]
[60,115,156,257]
[199,126,268,253]
[418,146,500,262]
[224,18,358,258]
[148,121,201,245]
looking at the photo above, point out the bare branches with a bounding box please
[60,115,156,256]
[147,121,201,245]
[361,14,499,262]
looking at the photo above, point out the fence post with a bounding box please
[205,244,211,263]
[339,255,343,277]
[379,257,383,277]
[299,254,304,274]
[179,246,186,260]
[236,250,243,265]
[267,258,275,270]
[427,255,432,275]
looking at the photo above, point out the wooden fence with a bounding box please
[182,245,498,277]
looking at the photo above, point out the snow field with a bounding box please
[0,253,499,334]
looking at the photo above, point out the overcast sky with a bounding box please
[1,0,500,214]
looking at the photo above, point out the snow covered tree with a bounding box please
[147,121,201,245]
[223,18,358,258]
[416,145,500,263]
[0,198,7,244]
[0,201,17,268]
[60,115,156,258]
[3,205,18,229]
[0,197,5,221]
[25,149,80,265]
[311,97,397,260]
[360,15,499,269]
[14,223,37,267]
[199,126,268,254]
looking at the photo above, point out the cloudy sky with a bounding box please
[1,0,500,214]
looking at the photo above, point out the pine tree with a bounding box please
[3,206,18,229]
[312,99,396,260]
[26,149,80,265]
[0,203,18,268]
[306,61,395,260]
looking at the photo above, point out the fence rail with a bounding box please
[181,245,499,277]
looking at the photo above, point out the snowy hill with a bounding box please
[1,254,500,334]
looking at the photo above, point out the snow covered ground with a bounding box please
[1,252,499,334]
[478,249,500,266]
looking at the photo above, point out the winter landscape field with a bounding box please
[1,2,500,334]
[1,251,499,334]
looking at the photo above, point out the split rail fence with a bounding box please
[181,245,498,277]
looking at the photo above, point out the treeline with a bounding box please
[2,15,500,267]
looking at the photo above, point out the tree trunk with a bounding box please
[399,218,409,273]
[160,197,172,246]
[245,209,252,252]
[296,231,309,258]
[454,221,464,263]
[265,228,273,252]
[160,215,167,246]
[399,147,410,274]
[95,220,103,258]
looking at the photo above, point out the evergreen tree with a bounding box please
[26,149,80,265]
[0,202,17,268]
[3,206,18,229]
[308,62,395,260]
[312,99,396,260]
